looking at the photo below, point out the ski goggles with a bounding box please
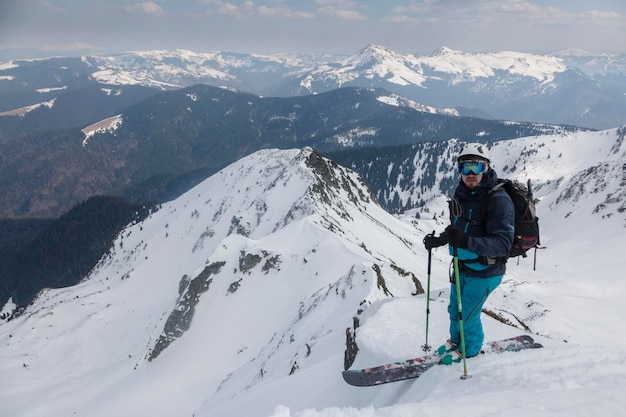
[458,160,488,175]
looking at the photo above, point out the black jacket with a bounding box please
[444,168,514,277]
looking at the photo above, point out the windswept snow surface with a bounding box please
[1,129,626,417]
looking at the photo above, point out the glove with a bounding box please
[423,232,447,251]
[445,225,468,249]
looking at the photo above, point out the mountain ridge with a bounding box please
[0,85,578,218]
[0,147,425,416]
[2,44,626,129]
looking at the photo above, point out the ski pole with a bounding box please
[447,198,470,379]
[452,245,471,380]
[421,231,434,352]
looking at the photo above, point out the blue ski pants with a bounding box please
[448,271,502,358]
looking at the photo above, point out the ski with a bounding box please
[342,334,542,387]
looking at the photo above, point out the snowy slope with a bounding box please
[0,148,425,417]
[1,129,626,417]
[202,128,626,417]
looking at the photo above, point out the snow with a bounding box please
[81,114,123,145]
[305,45,570,91]
[101,87,122,96]
[35,86,68,93]
[0,61,18,70]
[331,127,379,147]
[1,129,625,417]
[86,49,308,89]
[422,47,568,83]
[0,98,56,117]
[76,45,578,97]
[0,297,15,319]
[376,93,459,116]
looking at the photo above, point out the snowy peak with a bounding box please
[0,146,425,416]
[305,44,427,89]
[80,45,569,90]
[86,51,236,89]
[308,45,568,90]
[351,44,405,66]
[423,47,568,82]
[304,148,378,211]
[165,147,381,241]
[428,46,461,57]
[84,48,308,90]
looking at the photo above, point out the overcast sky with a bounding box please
[1,0,625,60]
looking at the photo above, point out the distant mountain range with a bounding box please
[2,44,625,129]
[0,84,580,218]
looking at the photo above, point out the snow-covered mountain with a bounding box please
[331,125,626,214]
[2,44,626,129]
[294,44,567,91]
[1,127,625,416]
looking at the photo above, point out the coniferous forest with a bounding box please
[0,196,153,313]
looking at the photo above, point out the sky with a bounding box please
[1,0,625,60]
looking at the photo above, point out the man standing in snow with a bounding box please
[422,143,514,364]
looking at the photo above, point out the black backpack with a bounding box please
[487,178,541,263]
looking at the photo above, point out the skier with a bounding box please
[423,143,514,364]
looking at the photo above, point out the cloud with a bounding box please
[214,2,241,16]
[387,0,624,27]
[580,10,621,20]
[315,0,367,20]
[38,41,102,52]
[0,41,102,55]
[123,2,164,16]
[318,7,365,20]
[383,14,418,24]
[33,0,67,14]
[198,0,313,19]
[257,6,315,19]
